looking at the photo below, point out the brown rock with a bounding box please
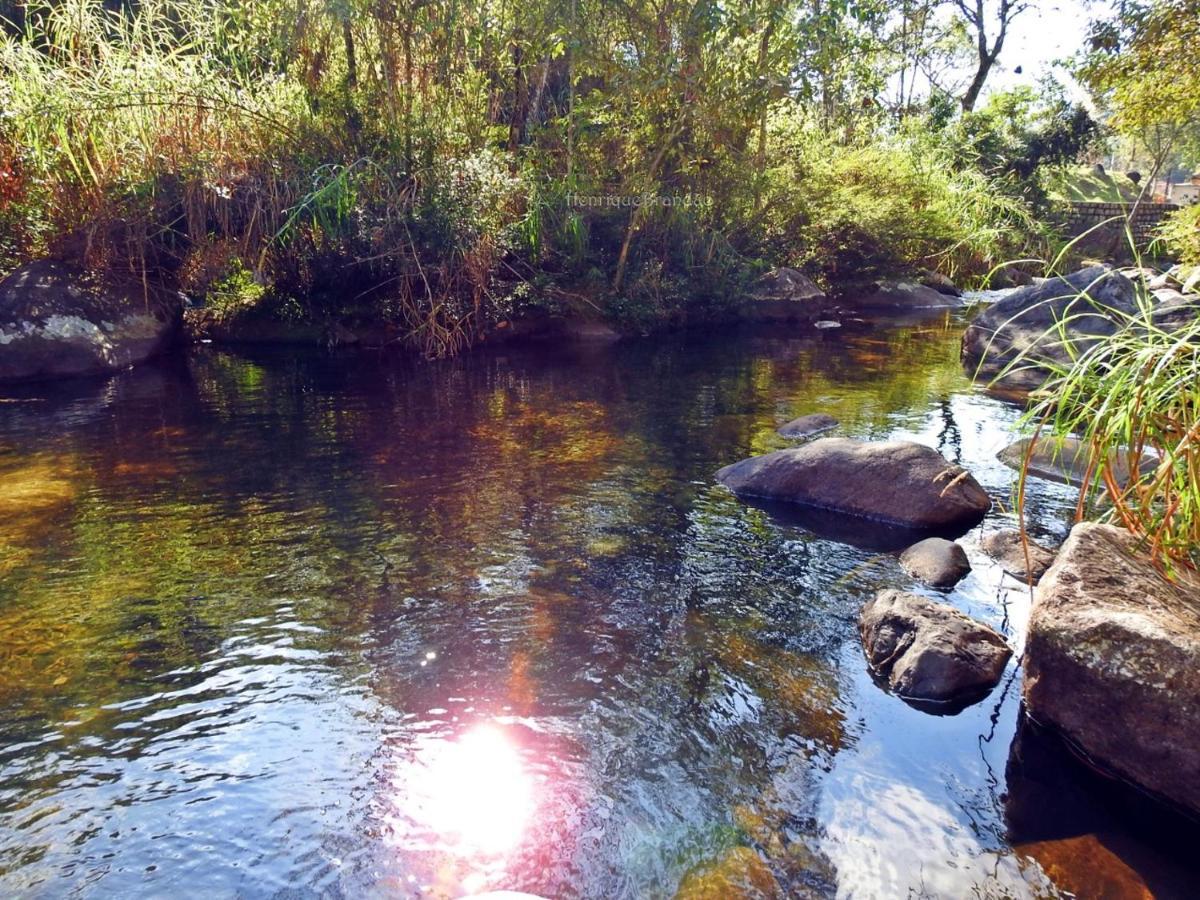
[899,537,971,588]
[1025,522,1200,817]
[980,529,1056,582]
[716,438,990,531]
[860,590,1011,705]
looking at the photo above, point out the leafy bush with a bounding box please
[756,110,1040,287]
[1159,204,1200,289]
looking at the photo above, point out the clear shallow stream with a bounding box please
[1,310,1197,898]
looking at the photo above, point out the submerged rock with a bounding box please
[998,435,1158,488]
[777,412,838,440]
[1024,522,1200,818]
[743,268,828,322]
[980,529,1056,582]
[0,260,182,381]
[961,266,1136,391]
[899,537,971,588]
[674,845,781,899]
[859,589,1011,706]
[716,437,990,532]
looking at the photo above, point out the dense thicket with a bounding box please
[0,0,1117,351]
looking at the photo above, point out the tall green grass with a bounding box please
[1011,254,1200,572]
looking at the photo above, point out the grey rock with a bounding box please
[920,270,962,297]
[846,279,959,310]
[0,260,181,382]
[997,435,1158,488]
[961,266,1137,391]
[743,268,828,322]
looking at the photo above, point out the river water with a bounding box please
[1,311,1196,898]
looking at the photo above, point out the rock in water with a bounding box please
[980,529,1056,582]
[920,270,962,297]
[859,590,1011,705]
[777,412,838,440]
[998,435,1158,488]
[844,279,959,310]
[1024,522,1200,817]
[899,537,971,588]
[961,266,1136,391]
[716,438,990,531]
[743,267,828,322]
[0,260,182,381]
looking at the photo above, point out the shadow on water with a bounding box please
[0,317,1196,898]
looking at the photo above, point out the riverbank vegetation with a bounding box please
[0,0,1116,352]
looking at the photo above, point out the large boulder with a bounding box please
[843,279,958,310]
[899,537,971,588]
[0,260,182,381]
[860,590,1012,705]
[1024,522,1200,817]
[961,266,1136,391]
[742,267,828,322]
[716,438,990,531]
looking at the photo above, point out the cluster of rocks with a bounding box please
[717,420,1200,822]
[741,266,964,327]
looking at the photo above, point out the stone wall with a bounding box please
[1055,201,1179,255]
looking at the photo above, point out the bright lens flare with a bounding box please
[422,725,535,855]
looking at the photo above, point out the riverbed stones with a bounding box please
[997,435,1158,488]
[777,413,838,440]
[961,265,1137,391]
[743,267,828,322]
[1024,522,1200,817]
[0,260,182,381]
[899,537,971,588]
[859,589,1011,705]
[716,437,990,531]
[980,529,1056,582]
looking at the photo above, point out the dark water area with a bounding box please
[1,313,1197,898]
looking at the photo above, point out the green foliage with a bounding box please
[1159,205,1200,279]
[757,110,1039,285]
[944,87,1102,206]
[0,0,1055,349]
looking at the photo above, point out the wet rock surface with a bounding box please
[898,537,971,588]
[859,589,1012,706]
